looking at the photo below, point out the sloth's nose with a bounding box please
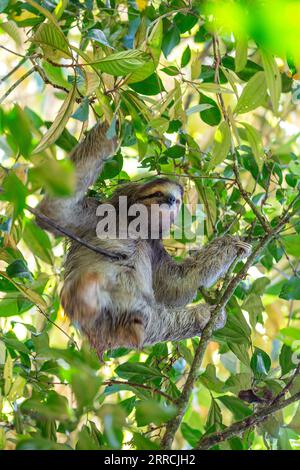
[166,194,176,206]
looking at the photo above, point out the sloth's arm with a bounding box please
[36,122,117,235]
[153,236,251,307]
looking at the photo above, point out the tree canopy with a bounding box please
[0,0,300,451]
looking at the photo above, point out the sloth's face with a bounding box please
[136,179,183,233]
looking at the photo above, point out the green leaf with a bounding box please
[76,425,102,450]
[23,220,54,265]
[0,297,19,317]
[250,348,271,378]
[288,404,300,433]
[27,0,71,56]
[21,391,71,420]
[5,105,32,158]
[181,45,191,67]
[207,397,222,428]
[72,371,102,409]
[72,98,89,122]
[2,336,30,354]
[161,66,180,76]
[174,12,198,33]
[0,0,8,13]
[6,259,32,280]
[278,427,292,450]
[222,56,263,82]
[129,73,164,96]
[235,35,248,73]
[240,122,265,170]
[199,364,224,393]
[217,395,252,420]
[181,423,202,448]
[235,71,267,114]
[135,400,176,426]
[199,93,221,126]
[129,19,163,83]
[198,83,234,95]
[0,20,21,45]
[280,327,300,343]
[214,310,251,345]
[223,373,252,394]
[279,344,296,375]
[228,343,251,367]
[132,433,160,450]
[250,277,271,295]
[32,22,71,59]
[31,332,50,355]
[42,61,71,91]
[115,362,162,381]
[260,49,281,115]
[33,84,77,154]
[16,437,70,450]
[208,121,231,170]
[0,172,28,216]
[30,157,75,196]
[164,144,185,159]
[87,28,111,47]
[282,235,300,257]
[93,50,149,76]
[242,293,264,328]
[279,277,300,301]
[100,154,123,180]
[162,25,180,57]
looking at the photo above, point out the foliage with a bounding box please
[0,0,300,451]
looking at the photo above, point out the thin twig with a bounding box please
[36,305,78,350]
[0,57,27,84]
[0,67,35,105]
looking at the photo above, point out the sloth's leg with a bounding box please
[143,303,226,346]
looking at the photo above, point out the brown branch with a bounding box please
[196,391,300,450]
[26,206,128,262]
[104,379,176,403]
[160,192,300,449]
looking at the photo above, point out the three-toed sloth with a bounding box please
[37,122,251,358]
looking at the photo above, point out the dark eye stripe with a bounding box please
[139,191,164,200]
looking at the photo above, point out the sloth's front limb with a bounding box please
[143,303,226,346]
[154,235,251,306]
[36,122,117,235]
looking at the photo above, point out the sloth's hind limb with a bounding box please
[143,302,226,346]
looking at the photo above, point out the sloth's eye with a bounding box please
[151,191,164,198]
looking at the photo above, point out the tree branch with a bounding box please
[196,391,300,450]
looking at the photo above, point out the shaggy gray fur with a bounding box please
[36,123,251,357]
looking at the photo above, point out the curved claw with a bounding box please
[235,240,252,257]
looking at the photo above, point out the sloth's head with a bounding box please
[109,177,183,237]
